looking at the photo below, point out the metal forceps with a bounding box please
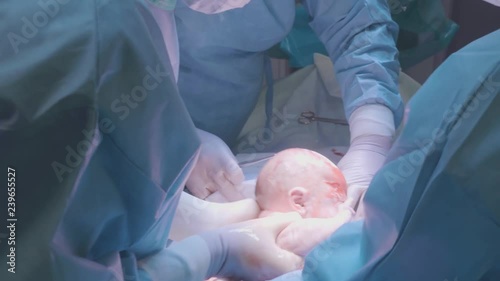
[298,111,348,126]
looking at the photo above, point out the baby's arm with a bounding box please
[170,192,260,240]
[276,208,354,257]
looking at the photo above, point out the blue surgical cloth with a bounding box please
[302,30,500,281]
[174,0,404,147]
[0,1,200,280]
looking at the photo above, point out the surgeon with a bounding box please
[275,7,500,280]
[175,1,403,209]
[0,0,302,281]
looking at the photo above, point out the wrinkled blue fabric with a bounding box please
[279,1,459,70]
[175,0,403,147]
[303,30,500,281]
[0,1,199,280]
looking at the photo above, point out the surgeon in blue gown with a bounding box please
[0,1,303,281]
[175,1,404,209]
[279,28,500,281]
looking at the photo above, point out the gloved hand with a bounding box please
[338,104,395,210]
[183,0,251,14]
[139,213,303,281]
[276,204,354,257]
[203,212,304,281]
[186,129,245,201]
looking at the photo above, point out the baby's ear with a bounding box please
[288,187,309,215]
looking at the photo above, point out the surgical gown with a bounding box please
[175,0,404,146]
[0,1,200,280]
[301,30,500,281]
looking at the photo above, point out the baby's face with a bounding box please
[255,148,347,218]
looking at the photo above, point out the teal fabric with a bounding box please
[278,1,458,69]
[0,1,199,280]
[147,0,177,10]
[303,30,500,281]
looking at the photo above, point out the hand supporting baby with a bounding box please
[206,206,353,281]
[277,205,354,257]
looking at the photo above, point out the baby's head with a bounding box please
[255,148,347,218]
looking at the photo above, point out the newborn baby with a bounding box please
[254,148,353,260]
[173,148,352,242]
[206,149,352,281]
[255,148,348,219]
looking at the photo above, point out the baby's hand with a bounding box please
[337,202,356,221]
[277,210,353,257]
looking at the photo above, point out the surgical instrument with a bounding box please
[298,111,349,126]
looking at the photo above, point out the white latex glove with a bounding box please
[276,204,354,257]
[183,0,251,14]
[186,129,245,201]
[338,104,395,210]
[140,213,303,281]
[203,212,304,281]
[481,0,500,7]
